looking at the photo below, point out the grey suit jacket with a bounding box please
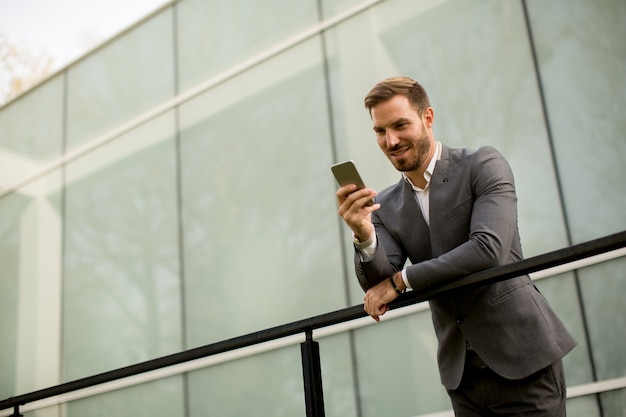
[355,145,576,390]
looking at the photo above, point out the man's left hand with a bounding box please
[363,272,403,322]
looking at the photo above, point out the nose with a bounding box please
[385,130,400,148]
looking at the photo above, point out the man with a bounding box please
[335,76,576,416]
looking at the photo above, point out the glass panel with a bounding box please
[22,404,61,417]
[600,388,626,417]
[526,0,626,243]
[320,0,369,19]
[65,8,175,150]
[20,406,62,417]
[534,274,593,385]
[318,333,359,417]
[63,112,182,380]
[0,74,64,187]
[176,0,318,92]
[0,170,63,397]
[0,193,26,398]
[578,257,626,380]
[179,37,344,348]
[565,395,601,417]
[355,311,449,416]
[66,376,185,417]
[187,345,304,417]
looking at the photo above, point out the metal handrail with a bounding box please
[2,230,625,415]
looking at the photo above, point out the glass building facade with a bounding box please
[1,0,625,416]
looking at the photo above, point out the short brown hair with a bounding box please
[364,76,430,115]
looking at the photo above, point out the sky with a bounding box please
[0,0,170,72]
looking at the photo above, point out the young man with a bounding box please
[335,76,576,415]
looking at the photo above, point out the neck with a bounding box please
[406,140,437,188]
[405,171,428,189]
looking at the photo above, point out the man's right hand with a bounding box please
[336,184,380,241]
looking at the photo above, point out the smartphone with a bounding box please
[331,160,374,206]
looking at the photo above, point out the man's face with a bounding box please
[371,95,434,173]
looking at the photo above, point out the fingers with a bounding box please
[363,277,399,322]
[364,290,388,322]
[365,302,387,322]
[336,185,378,212]
[368,304,388,322]
[336,186,379,239]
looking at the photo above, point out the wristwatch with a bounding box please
[389,275,404,295]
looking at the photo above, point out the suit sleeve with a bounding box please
[405,147,520,291]
[353,232,403,291]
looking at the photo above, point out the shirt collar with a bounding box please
[403,141,441,191]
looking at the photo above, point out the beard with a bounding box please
[389,130,431,172]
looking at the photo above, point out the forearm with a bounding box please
[407,150,521,291]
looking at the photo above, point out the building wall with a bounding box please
[1,0,625,416]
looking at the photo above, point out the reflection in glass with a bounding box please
[0,193,30,397]
[65,9,175,151]
[0,170,63,396]
[176,0,318,91]
[63,113,182,380]
[526,0,626,243]
[0,74,65,188]
[66,376,185,417]
[187,346,304,417]
[179,38,344,348]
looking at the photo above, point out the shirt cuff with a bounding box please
[401,269,412,290]
[354,233,377,261]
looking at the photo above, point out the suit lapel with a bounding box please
[401,179,433,262]
[429,145,452,255]
[430,144,451,214]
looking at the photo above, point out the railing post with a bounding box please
[301,330,325,417]
[12,406,22,417]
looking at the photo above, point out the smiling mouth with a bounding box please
[389,147,410,157]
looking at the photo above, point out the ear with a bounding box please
[422,107,434,128]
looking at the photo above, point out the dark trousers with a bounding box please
[447,351,567,416]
